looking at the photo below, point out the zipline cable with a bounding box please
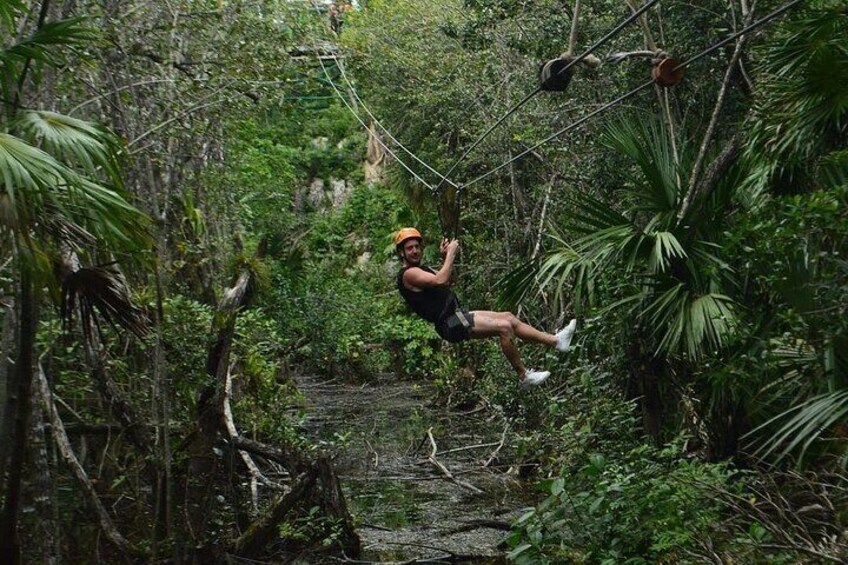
[315,55,440,192]
[432,0,663,195]
[312,4,456,193]
[462,0,806,190]
[333,56,460,188]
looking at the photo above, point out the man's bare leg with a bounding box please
[471,311,556,347]
[468,311,527,378]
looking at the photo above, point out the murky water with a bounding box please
[296,372,538,563]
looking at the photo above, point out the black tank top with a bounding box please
[397,266,459,324]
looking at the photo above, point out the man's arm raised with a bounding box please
[403,239,459,289]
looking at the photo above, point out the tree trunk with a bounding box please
[626,337,664,444]
[0,265,38,565]
[152,261,174,557]
[29,383,61,565]
[35,362,144,560]
[0,299,17,487]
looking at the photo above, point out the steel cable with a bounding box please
[333,56,459,188]
[462,0,806,190]
[306,3,456,192]
[432,0,663,194]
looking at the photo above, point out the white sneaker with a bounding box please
[520,369,550,387]
[555,318,577,352]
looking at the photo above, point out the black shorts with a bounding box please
[435,309,475,343]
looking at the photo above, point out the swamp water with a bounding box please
[295,372,540,563]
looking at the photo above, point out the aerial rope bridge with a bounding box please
[308,0,805,241]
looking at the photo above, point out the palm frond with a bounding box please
[14,111,122,183]
[0,131,72,216]
[495,258,539,312]
[41,211,96,248]
[746,390,848,467]
[68,177,151,248]
[566,193,631,234]
[648,230,687,274]
[0,132,150,249]
[61,265,148,340]
[644,285,736,359]
[2,17,96,68]
[817,149,848,188]
[742,7,848,195]
[603,117,681,213]
[0,0,26,35]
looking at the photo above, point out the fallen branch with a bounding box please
[441,519,512,535]
[484,424,509,468]
[223,364,270,512]
[440,441,501,456]
[364,437,379,468]
[425,427,483,494]
[228,470,317,557]
[36,361,146,559]
[229,435,308,474]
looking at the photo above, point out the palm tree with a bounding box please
[0,3,150,561]
[533,115,738,353]
[498,111,743,446]
[738,2,848,468]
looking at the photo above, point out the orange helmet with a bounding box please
[394,227,422,246]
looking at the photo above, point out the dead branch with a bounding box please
[532,174,557,260]
[425,427,483,494]
[440,441,501,456]
[223,365,269,513]
[36,361,146,560]
[678,4,754,223]
[364,437,379,468]
[229,435,309,474]
[484,424,510,468]
[228,470,317,558]
[567,0,581,55]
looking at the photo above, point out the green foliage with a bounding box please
[506,442,739,564]
[232,306,306,446]
[0,6,150,259]
[527,114,738,361]
[161,295,213,419]
[742,1,848,199]
[728,185,848,467]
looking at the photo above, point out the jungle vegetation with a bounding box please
[0,0,846,563]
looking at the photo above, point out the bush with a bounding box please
[506,441,739,564]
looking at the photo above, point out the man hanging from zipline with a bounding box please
[394,228,577,387]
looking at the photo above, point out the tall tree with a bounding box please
[0,2,150,562]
